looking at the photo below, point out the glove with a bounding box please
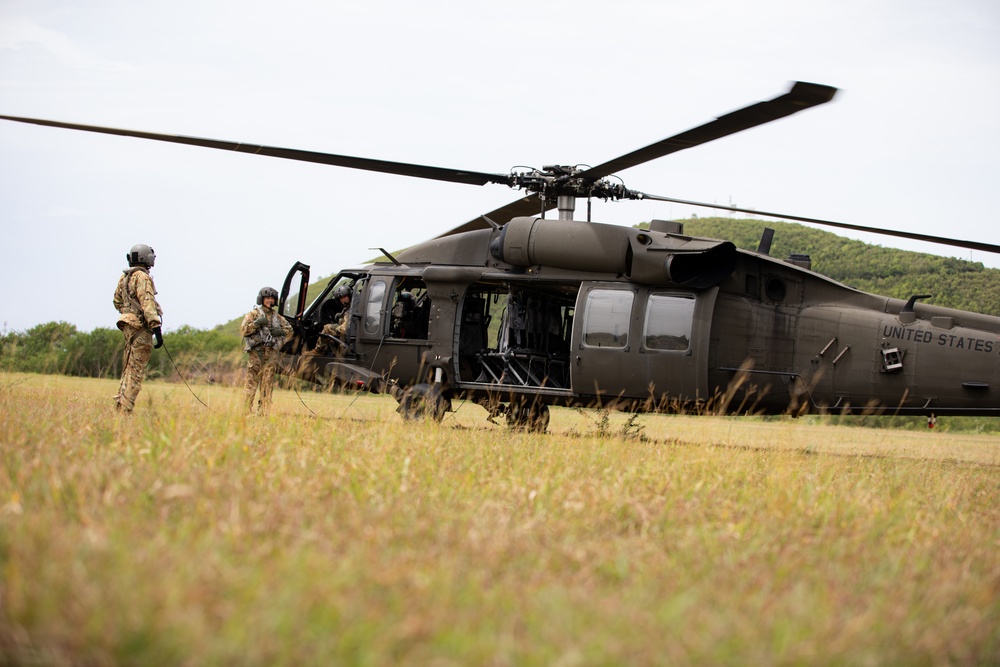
[254,315,268,328]
[270,325,284,337]
[152,327,164,349]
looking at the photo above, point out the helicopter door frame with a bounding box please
[278,261,311,321]
[358,276,389,341]
[639,286,717,409]
[275,260,311,359]
[571,283,717,408]
[571,283,642,405]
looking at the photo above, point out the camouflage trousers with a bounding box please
[244,346,280,415]
[114,323,152,413]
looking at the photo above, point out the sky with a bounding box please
[1,0,998,333]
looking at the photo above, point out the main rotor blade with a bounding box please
[435,193,553,238]
[579,82,837,181]
[637,192,1000,255]
[0,114,512,188]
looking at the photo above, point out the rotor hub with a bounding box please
[508,165,636,204]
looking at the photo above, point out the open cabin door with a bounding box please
[279,261,311,321]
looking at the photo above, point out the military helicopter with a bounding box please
[5,81,1000,432]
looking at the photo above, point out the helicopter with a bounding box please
[5,81,1000,432]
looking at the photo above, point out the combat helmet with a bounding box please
[334,284,352,300]
[257,286,279,305]
[127,244,156,268]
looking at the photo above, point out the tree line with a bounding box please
[7,217,1000,383]
[0,322,244,384]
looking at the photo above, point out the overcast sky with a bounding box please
[2,0,998,333]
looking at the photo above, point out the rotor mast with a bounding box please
[557,194,576,220]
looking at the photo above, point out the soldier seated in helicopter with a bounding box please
[298,283,353,382]
[319,283,352,328]
[388,286,430,340]
[390,290,415,338]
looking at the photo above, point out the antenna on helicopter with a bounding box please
[372,248,402,266]
[480,214,501,231]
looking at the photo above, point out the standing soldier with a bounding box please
[113,243,163,413]
[241,286,293,416]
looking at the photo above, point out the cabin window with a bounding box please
[582,289,633,348]
[643,293,695,351]
[389,278,430,340]
[364,280,386,336]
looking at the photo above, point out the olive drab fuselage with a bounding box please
[276,219,1000,422]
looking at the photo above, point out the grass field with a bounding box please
[1,371,998,665]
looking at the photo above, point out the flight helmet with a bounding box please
[128,244,156,268]
[257,286,279,305]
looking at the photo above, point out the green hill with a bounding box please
[675,217,1000,316]
[219,216,1000,330]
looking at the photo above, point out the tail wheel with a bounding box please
[398,383,447,422]
[507,401,550,433]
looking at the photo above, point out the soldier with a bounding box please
[389,290,415,337]
[241,286,294,415]
[330,284,353,340]
[297,284,352,383]
[113,243,163,413]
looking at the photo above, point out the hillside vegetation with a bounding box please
[677,217,1000,316]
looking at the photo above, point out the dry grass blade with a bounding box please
[1,372,998,665]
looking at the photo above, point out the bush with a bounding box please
[0,322,243,384]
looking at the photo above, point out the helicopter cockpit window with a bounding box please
[643,293,695,351]
[304,274,360,328]
[364,279,387,336]
[583,289,634,348]
[315,280,353,325]
[282,296,297,319]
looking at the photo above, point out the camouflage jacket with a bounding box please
[241,306,294,352]
[113,267,163,330]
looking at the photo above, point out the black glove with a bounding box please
[254,315,268,328]
[270,325,284,337]
[152,327,164,349]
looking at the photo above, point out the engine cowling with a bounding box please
[490,217,737,288]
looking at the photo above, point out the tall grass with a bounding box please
[1,372,998,665]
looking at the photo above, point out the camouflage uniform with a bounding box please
[297,323,335,381]
[112,267,163,413]
[241,305,294,415]
[333,307,350,340]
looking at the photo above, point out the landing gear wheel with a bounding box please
[398,383,447,422]
[507,401,550,433]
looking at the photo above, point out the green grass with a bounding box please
[1,372,998,665]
